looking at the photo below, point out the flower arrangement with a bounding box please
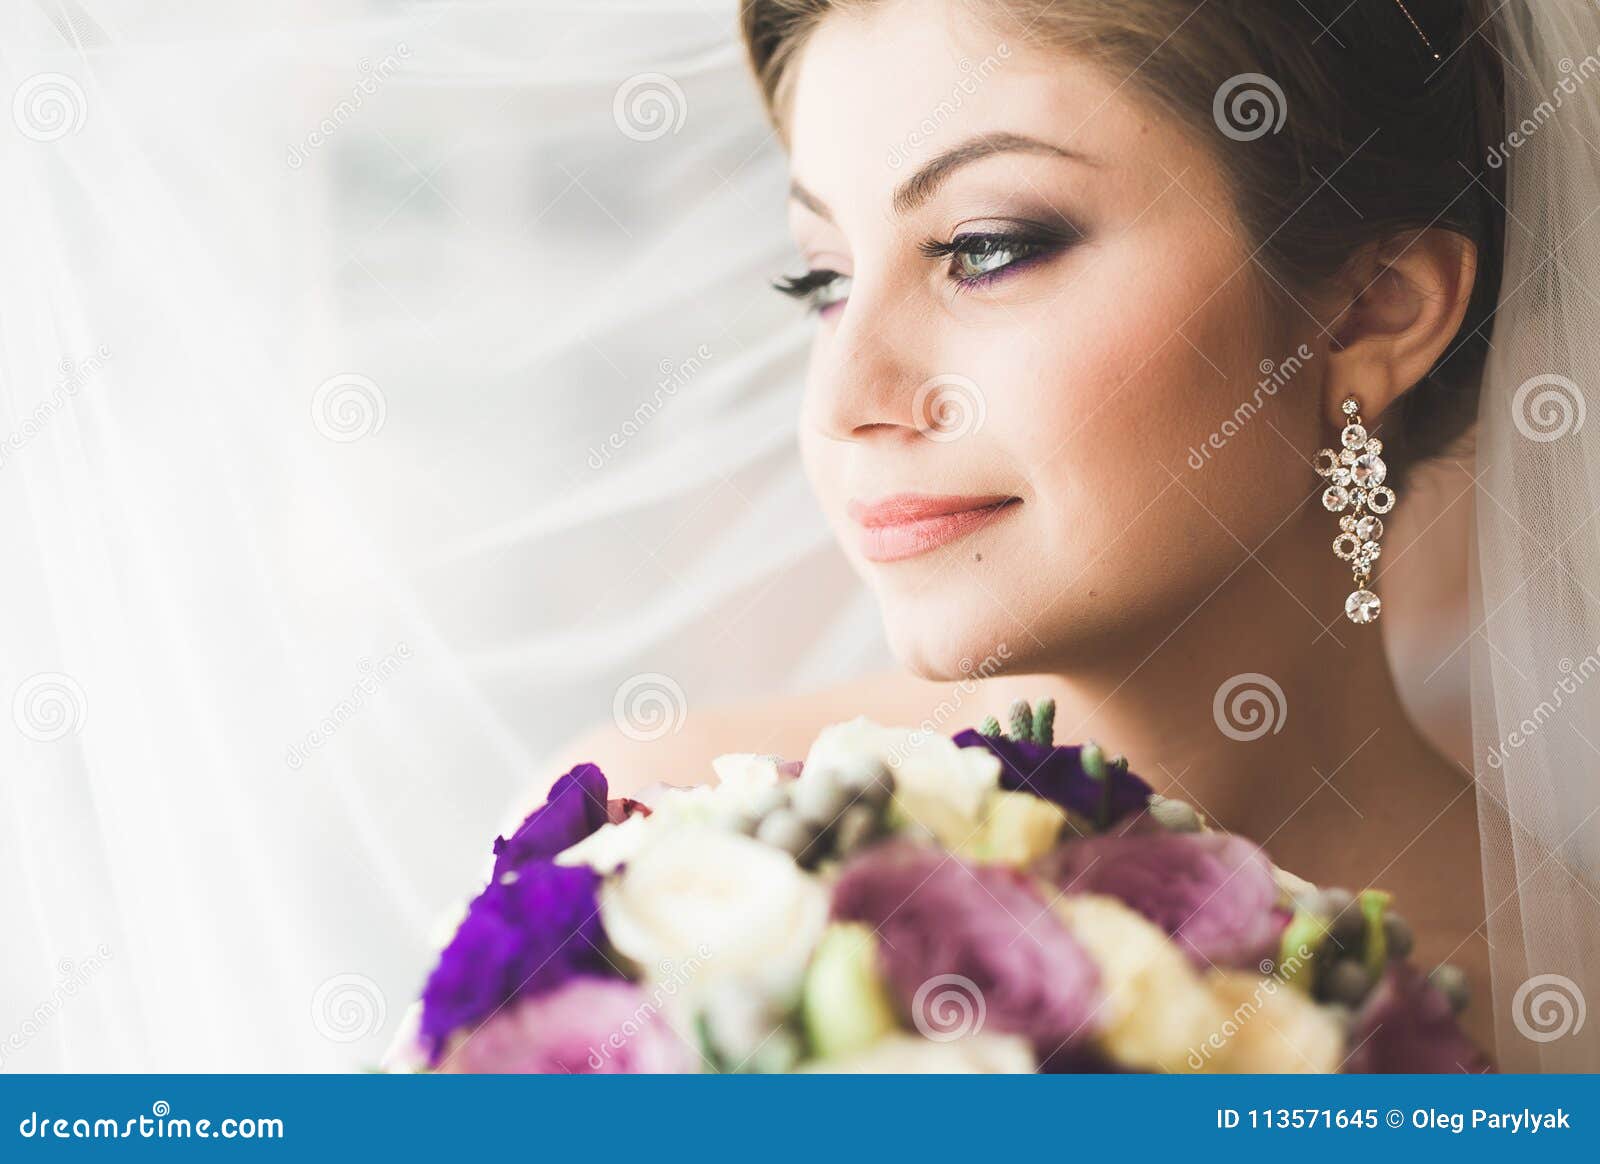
[397,701,1490,1074]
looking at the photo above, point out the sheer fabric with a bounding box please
[0,0,880,1070]
[1471,0,1600,1073]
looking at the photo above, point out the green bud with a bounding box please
[801,923,898,1060]
[1278,907,1333,993]
[1080,740,1106,781]
[1032,698,1055,746]
[979,715,1003,738]
[1008,699,1033,742]
[1358,888,1392,981]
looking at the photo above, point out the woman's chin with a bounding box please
[877,598,1022,683]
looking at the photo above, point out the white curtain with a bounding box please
[0,0,883,1071]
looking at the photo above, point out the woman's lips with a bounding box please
[847,493,1021,563]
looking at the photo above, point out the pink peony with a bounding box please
[433,976,696,1074]
[831,844,1101,1060]
[1036,833,1283,971]
[1344,963,1494,1074]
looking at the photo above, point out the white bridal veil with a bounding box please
[1,0,1597,1074]
[1470,0,1600,1073]
[0,0,883,1070]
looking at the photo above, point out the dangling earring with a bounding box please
[1315,395,1394,625]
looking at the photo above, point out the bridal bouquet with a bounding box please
[400,701,1489,1074]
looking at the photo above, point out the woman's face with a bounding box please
[783,2,1323,679]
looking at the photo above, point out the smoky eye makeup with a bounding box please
[773,202,1086,314]
[917,215,1085,291]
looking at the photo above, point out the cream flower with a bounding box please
[600,826,829,999]
[1197,972,1345,1073]
[1053,893,1228,1073]
[801,1032,1035,1074]
[807,715,1004,856]
[952,790,1068,866]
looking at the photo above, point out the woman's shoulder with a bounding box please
[536,669,966,801]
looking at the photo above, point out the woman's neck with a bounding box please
[976,500,1466,853]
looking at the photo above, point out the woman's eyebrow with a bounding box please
[787,132,1094,223]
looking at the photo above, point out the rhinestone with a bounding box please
[1345,588,1381,624]
[1331,466,1352,487]
[1341,398,1361,416]
[1355,515,1383,540]
[1342,423,1368,450]
[1365,437,1383,455]
[1366,486,1395,514]
[1322,485,1350,512]
[1340,447,1359,465]
[1351,453,1386,487]
[1333,533,1360,560]
[1340,515,1358,533]
[1314,448,1340,477]
[1349,487,1368,510]
[1362,540,1382,561]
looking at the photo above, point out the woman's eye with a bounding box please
[772,270,852,314]
[919,225,1078,289]
[952,239,1029,279]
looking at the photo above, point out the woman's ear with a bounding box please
[1321,230,1478,428]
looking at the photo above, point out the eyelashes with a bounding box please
[772,268,852,313]
[774,220,1083,314]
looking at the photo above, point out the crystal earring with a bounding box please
[1315,396,1393,625]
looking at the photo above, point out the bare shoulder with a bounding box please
[530,669,968,804]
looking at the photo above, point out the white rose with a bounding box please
[805,716,1000,819]
[600,826,829,999]
[557,753,789,873]
[802,1032,1034,1074]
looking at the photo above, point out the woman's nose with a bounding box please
[804,280,939,443]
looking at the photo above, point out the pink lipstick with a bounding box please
[847,493,1021,563]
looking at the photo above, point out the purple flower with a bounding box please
[832,844,1101,1058]
[952,730,1151,827]
[1344,963,1494,1073]
[491,763,609,878]
[1036,833,1283,971]
[419,861,614,1064]
[433,977,695,1074]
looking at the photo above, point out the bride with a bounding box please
[545,0,1600,1070]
